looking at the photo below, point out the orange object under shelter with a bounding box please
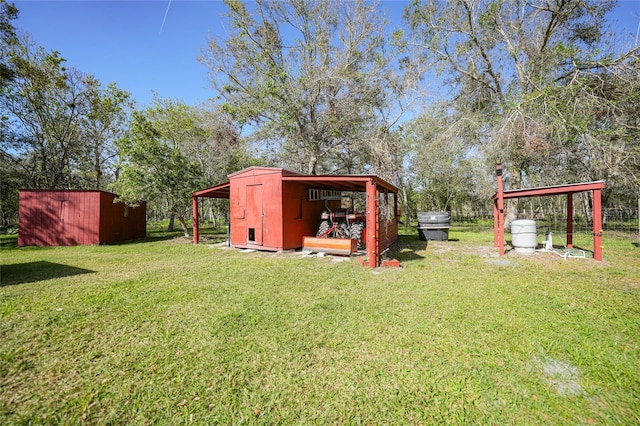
[492,162,605,261]
[192,167,398,268]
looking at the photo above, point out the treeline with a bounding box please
[1,0,638,232]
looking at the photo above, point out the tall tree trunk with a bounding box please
[177,215,190,238]
[307,152,318,175]
[167,212,175,232]
[94,144,102,189]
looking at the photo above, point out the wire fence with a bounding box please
[446,208,640,237]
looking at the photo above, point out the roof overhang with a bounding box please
[192,169,398,200]
[192,181,230,199]
[282,174,398,193]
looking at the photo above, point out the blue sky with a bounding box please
[13,0,640,108]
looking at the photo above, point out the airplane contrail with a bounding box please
[160,0,172,34]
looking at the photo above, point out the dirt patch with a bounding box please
[430,242,500,258]
[163,236,193,245]
[429,242,453,254]
[485,258,516,267]
[531,356,584,396]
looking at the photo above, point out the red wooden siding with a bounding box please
[98,192,147,244]
[379,219,398,252]
[379,192,398,252]
[281,181,331,250]
[228,168,286,250]
[193,166,399,267]
[18,190,145,246]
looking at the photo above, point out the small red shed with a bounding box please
[18,190,146,246]
[192,167,399,267]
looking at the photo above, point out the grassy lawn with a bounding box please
[1,228,638,424]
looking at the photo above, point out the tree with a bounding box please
[143,96,236,231]
[200,0,404,175]
[111,110,203,237]
[0,3,134,228]
[189,101,250,185]
[1,32,135,189]
[406,0,639,209]
[188,102,259,226]
[527,63,640,207]
[0,0,19,229]
[1,35,85,189]
[0,0,18,86]
[79,81,133,189]
[406,107,486,212]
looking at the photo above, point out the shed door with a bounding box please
[246,184,263,245]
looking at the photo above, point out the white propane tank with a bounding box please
[510,219,537,254]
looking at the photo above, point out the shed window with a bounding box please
[320,190,341,199]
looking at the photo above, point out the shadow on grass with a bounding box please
[503,244,594,258]
[111,228,227,246]
[388,235,427,263]
[109,234,183,245]
[0,235,18,248]
[1,261,95,287]
[393,250,425,262]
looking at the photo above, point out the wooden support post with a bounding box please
[192,196,200,244]
[366,180,379,268]
[593,189,603,261]
[566,193,573,248]
[394,190,398,223]
[493,200,499,247]
[496,161,505,256]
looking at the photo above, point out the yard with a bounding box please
[1,228,638,424]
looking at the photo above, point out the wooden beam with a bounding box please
[192,196,199,245]
[593,189,603,261]
[366,180,379,268]
[302,237,357,255]
[496,161,505,256]
[498,181,605,199]
[493,200,499,247]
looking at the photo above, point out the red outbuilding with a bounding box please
[18,190,146,246]
[492,162,605,261]
[192,167,399,267]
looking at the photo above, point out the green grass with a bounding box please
[1,228,638,424]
